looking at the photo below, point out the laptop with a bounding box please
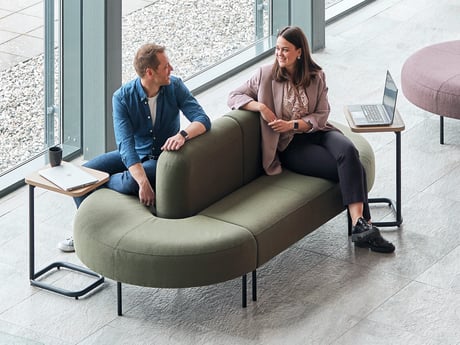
[347,70,398,126]
[39,163,99,191]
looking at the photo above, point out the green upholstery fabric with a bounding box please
[155,110,263,219]
[200,172,343,266]
[156,115,245,219]
[224,110,263,183]
[335,122,375,191]
[73,110,375,290]
[74,189,257,288]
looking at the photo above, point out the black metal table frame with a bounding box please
[28,185,104,298]
[368,131,403,227]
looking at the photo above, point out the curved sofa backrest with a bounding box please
[155,110,262,219]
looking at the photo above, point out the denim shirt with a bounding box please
[112,76,211,169]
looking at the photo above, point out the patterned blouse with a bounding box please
[278,82,309,151]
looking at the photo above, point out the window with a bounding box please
[121,0,271,90]
[0,0,60,194]
[326,0,375,24]
[0,0,329,196]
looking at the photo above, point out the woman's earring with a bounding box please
[297,56,301,60]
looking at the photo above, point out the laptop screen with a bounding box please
[382,70,398,119]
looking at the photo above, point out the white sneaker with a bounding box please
[58,237,75,252]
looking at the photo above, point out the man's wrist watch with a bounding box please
[293,121,299,130]
[180,130,189,140]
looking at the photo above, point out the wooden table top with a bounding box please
[343,106,405,133]
[25,161,109,197]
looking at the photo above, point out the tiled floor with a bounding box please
[2,0,460,344]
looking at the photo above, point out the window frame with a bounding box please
[0,0,325,197]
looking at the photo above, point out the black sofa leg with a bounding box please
[252,270,257,301]
[440,116,444,144]
[117,282,123,316]
[242,274,247,308]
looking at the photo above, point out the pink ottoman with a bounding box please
[401,40,460,144]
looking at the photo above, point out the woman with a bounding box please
[227,26,394,253]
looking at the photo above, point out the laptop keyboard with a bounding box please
[362,105,384,122]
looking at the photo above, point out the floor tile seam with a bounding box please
[368,136,398,155]
[0,319,67,345]
[0,28,22,38]
[0,30,43,42]
[328,315,368,345]
[1,284,117,344]
[0,328,44,345]
[411,244,460,287]
[359,313,438,343]
[281,247,368,293]
[419,184,460,205]
[0,48,26,59]
[378,115,460,153]
[0,288,42,321]
[411,277,460,297]
[284,244,332,269]
[75,317,119,345]
[359,276,414,320]
[292,236,353,263]
[417,164,460,196]
[291,232,410,277]
[292,242,409,280]
[0,8,13,15]
[323,250,416,282]
[363,279,460,340]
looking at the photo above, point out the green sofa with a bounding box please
[73,110,375,315]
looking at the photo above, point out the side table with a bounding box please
[344,107,405,227]
[25,162,109,298]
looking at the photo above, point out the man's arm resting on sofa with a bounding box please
[161,121,207,151]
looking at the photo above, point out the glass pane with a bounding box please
[326,0,371,22]
[121,0,270,83]
[0,0,60,176]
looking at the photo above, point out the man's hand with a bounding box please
[161,133,186,151]
[128,163,155,206]
[138,179,155,206]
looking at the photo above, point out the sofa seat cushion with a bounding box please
[74,189,257,288]
[200,170,344,266]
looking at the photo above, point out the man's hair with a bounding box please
[272,26,322,88]
[133,43,166,77]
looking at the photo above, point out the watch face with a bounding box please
[294,122,299,129]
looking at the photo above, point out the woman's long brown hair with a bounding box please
[272,26,322,88]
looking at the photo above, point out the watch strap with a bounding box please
[180,130,189,139]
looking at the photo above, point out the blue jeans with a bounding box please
[74,150,157,208]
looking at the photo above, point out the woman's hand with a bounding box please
[268,119,292,133]
[259,103,277,123]
[242,101,277,123]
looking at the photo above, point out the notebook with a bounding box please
[347,70,398,126]
[39,163,99,191]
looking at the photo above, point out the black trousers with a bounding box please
[279,130,371,220]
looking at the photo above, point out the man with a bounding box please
[58,43,211,252]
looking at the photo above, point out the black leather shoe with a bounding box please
[352,218,395,253]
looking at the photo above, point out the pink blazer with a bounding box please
[228,64,335,175]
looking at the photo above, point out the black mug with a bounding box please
[49,146,62,167]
